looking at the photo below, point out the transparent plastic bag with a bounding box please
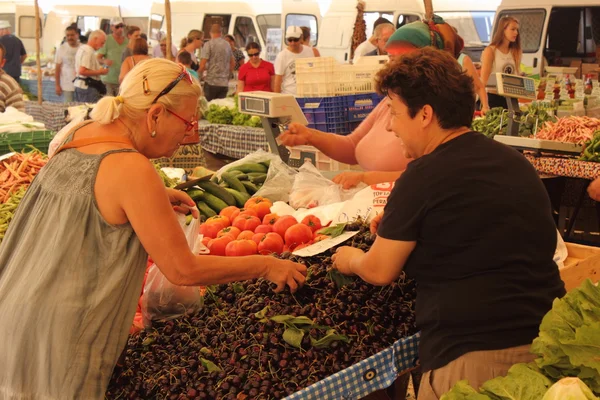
[216,150,298,203]
[141,213,204,328]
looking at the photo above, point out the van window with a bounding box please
[256,14,280,43]
[123,17,148,38]
[363,12,394,38]
[0,14,15,33]
[77,16,98,37]
[233,16,259,48]
[437,11,495,46]
[203,15,232,38]
[495,10,546,53]
[100,19,111,34]
[397,14,421,29]
[150,14,163,40]
[18,16,42,39]
[285,14,318,46]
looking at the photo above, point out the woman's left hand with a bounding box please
[166,188,199,219]
[331,246,364,275]
[332,171,365,189]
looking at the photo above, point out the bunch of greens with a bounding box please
[580,131,600,162]
[472,104,556,138]
[519,103,556,137]
[205,104,234,125]
[542,378,599,400]
[472,107,508,138]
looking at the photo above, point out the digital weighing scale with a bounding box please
[238,92,308,165]
[491,73,583,156]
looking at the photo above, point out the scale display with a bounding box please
[495,73,536,100]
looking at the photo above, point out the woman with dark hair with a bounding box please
[480,16,522,109]
[119,38,150,83]
[224,34,245,72]
[332,47,564,400]
[299,26,320,57]
[121,26,141,61]
[237,42,274,92]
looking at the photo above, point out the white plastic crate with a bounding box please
[296,57,336,97]
[287,145,362,172]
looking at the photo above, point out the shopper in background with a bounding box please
[353,17,392,63]
[224,34,245,72]
[480,16,522,109]
[0,43,24,112]
[179,29,203,71]
[332,47,565,400]
[0,20,26,83]
[200,24,234,101]
[97,17,128,96]
[55,25,80,103]
[299,26,320,57]
[362,23,395,58]
[119,38,150,84]
[153,32,177,59]
[74,30,108,103]
[0,58,306,400]
[177,50,200,82]
[273,26,314,95]
[237,42,274,92]
[121,26,141,61]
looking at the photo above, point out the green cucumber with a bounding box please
[185,214,194,225]
[260,160,271,168]
[196,201,217,218]
[196,181,236,206]
[222,172,247,193]
[202,192,229,213]
[228,169,245,177]
[186,188,204,201]
[241,181,259,194]
[228,162,268,174]
[249,174,267,184]
[225,188,251,208]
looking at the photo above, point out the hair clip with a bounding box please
[142,75,151,95]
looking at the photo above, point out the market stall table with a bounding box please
[21,78,63,103]
[25,101,86,133]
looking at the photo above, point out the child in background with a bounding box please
[177,51,200,82]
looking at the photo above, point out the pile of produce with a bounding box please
[536,116,600,144]
[580,131,600,162]
[204,97,262,128]
[106,221,418,399]
[442,279,600,399]
[471,104,556,138]
[0,149,48,242]
[187,161,271,220]
[350,1,367,60]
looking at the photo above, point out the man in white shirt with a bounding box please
[74,30,108,103]
[356,23,395,63]
[274,26,314,95]
[55,25,80,103]
[353,18,393,64]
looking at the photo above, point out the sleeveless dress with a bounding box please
[487,47,518,109]
[0,128,148,399]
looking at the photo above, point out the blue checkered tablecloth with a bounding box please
[21,79,64,103]
[284,332,420,400]
[25,101,87,133]
[199,121,268,159]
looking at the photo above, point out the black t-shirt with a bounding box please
[378,131,566,372]
[0,35,26,81]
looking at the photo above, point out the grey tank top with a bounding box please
[0,126,148,399]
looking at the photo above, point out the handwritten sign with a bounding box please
[292,231,360,257]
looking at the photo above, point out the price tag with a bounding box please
[292,231,360,257]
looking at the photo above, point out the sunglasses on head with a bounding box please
[287,37,300,42]
[248,52,260,57]
[115,24,124,29]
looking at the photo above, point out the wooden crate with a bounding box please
[560,242,600,291]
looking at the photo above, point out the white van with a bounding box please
[0,1,42,56]
[493,0,600,76]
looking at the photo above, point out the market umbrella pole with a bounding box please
[165,0,173,62]
[423,0,434,21]
[34,0,42,104]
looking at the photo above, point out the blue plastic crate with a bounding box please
[345,93,384,122]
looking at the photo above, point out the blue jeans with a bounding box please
[75,87,100,103]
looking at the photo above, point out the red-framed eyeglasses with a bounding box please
[167,109,198,132]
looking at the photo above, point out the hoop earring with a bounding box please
[151,131,157,138]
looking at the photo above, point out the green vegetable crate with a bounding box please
[0,130,55,155]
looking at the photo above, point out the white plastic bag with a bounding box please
[141,213,204,328]
[216,150,298,203]
[288,162,365,209]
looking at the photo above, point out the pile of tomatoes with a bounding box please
[199,196,327,257]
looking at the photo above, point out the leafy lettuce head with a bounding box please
[542,377,599,400]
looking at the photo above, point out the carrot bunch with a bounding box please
[0,150,47,203]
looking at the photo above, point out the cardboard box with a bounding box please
[560,242,600,291]
[582,63,599,80]
[570,60,583,78]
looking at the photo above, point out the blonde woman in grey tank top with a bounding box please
[0,58,306,399]
[480,16,523,109]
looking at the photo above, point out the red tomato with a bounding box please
[205,215,231,229]
[237,208,258,219]
[201,236,211,247]
[272,215,298,238]
[284,223,313,248]
[301,215,323,232]
[262,213,280,226]
[254,224,273,234]
[217,226,241,239]
[313,234,329,242]
[257,232,285,255]
[200,223,223,239]
[252,232,267,245]
[237,230,255,240]
[244,196,273,220]
[225,239,258,256]
[293,242,311,251]
[208,235,234,256]
[219,206,240,222]
[233,215,262,232]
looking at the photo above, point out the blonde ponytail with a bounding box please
[90,96,123,124]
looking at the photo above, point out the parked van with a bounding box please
[493,0,600,76]
[0,1,42,56]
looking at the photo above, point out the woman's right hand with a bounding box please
[264,258,307,293]
[370,212,384,234]
[278,123,312,146]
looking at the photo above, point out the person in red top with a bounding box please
[237,42,275,92]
